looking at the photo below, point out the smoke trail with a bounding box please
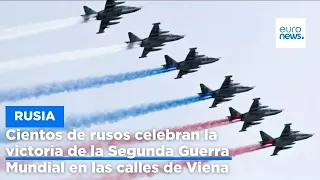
[94,143,273,180]
[0,66,175,102]
[65,95,211,129]
[0,17,89,41]
[0,43,136,73]
[0,95,209,144]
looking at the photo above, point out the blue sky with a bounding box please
[0,1,319,180]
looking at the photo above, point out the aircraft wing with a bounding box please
[148,23,160,38]
[248,98,261,112]
[184,48,197,61]
[175,69,197,79]
[97,17,120,34]
[104,0,116,9]
[239,121,261,132]
[240,122,250,132]
[139,48,153,58]
[210,96,227,108]
[97,19,110,34]
[280,123,292,137]
[220,75,233,89]
[271,141,295,156]
[271,147,282,156]
[209,76,234,108]
[176,70,187,79]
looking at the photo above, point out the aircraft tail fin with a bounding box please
[163,55,178,68]
[228,107,241,120]
[199,84,212,96]
[127,32,142,43]
[83,6,97,15]
[260,131,274,145]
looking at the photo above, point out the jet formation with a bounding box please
[79,1,313,157]
[81,0,185,58]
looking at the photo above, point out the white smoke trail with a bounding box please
[0,43,139,73]
[0,16,89,41]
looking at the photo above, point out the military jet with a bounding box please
[125,22,185,58]
[162,48,221,79]
[197,75,254,108]
[81,0,142,34]
[228,98,283,132]
[260,123,314,156]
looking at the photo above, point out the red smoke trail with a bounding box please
[94,143,273,180]
[0,117,241,170]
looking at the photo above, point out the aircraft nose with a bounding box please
[215,57,222,61]
[179,35,186,39]
[248,86,255,90]
[133,7,142,12]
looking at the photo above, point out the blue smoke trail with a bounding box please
[0,66,176,102]
[65,95,211,129]
[0,95,211,143]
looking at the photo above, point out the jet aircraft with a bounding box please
[228,98,283,132]
[126,22,185,58]
[162,48,221,79]
[81,0,142,34]
[198,75,254,108]
[260,123,314,156]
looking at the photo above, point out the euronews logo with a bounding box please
[276,18,306,48]
[279,26,304,40]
